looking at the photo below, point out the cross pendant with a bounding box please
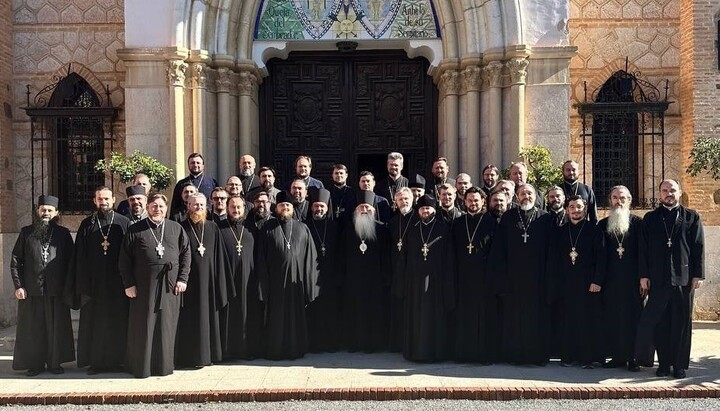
[41,247,49,263]
[101,236,110,255]
[466,242,474,255]
[236,241,243,255]
[569,247,578,265]
[616,245,624,259]
[396,240,403,251]
[155,243,165,259]
[321,244,326,257]
[421,243,429,261]
[666,238,672,248]
[335,208,340,218]
[521,232,530,244]
[286,241,291,250]
[197,243,206,257]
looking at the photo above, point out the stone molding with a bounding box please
[216,68,232,93]
[439,70,461,95]
[237,70,258,96]
[462,66,483,92]
[506,58,529,85]
[189,63,208,89]
[167,60,188,87]
[482,61,503,88]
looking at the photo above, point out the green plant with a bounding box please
[687,136,720,180]
[95,151,174,190]
[517,145,563,192]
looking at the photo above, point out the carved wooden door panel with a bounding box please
[260,51,436,187]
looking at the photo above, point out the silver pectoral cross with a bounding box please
[666,238,672,248]
[359,240,368,255]
[421,243,429,261]
[155,243,165,259]
[467,242,474,255]
[197,243,206,257]
[521,232,530,244]
[616,245,625,259]
[236,241,243,255]
[396,239,403,251]
[569,247,578,265]
[41,246,50,263]
[101,236,110,255]
[321,244,326,257]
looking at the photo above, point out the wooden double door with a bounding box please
[260,50,437,187]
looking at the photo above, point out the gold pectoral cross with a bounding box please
[101,236,110,255]
[421,243,429,261]
[569,247,578,265]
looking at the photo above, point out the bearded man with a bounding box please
[375,152,408,206]
[249,191,273,231]
[342,190,390,352]
[289,178,310,222]
[328,163,355,225]
[118,173,151,217]
[561,160,598,223]
[126,185,148,225]
[546,185,567,226]
[238,154,260,194]
[437,183,463,228]
[171,183,197,222]
[11,195,75,376]
[481,165,499,197]
[176,193,231,368]
[388,187,415,351]
[454,173,472,211]
[597,185,644,372]
[488,191,509,222]
[408,174,426,206]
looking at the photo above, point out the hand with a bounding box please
[640,278,650,298]
[15,288,27,300]
[588,283,601,293]
[125,286,137,298]
[691,278,702,289]
[175,281,187,295]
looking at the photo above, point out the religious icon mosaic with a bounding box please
[255,0,440,40]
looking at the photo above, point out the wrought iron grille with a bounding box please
[575,62,671,209]
[22,67,118,213]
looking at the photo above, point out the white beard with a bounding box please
[241,169,253,177]
[398,205,412,216]
[520,200,534,211]
[607,206,631,236]
[353,211,377,241]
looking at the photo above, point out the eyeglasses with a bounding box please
[212,197,228,201]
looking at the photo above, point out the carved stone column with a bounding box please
[237,70,259,160]
[216,68,233,181]
[462,66,482,182]
[481,61,503,167]
[167,59,189,183]
[438,70,461,176]
[229,72,240,171]
[189,62,208,155]
[504,57,529,165]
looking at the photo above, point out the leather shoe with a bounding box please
[673,368,686,379]
[656,366,670,377]
[25,368,43,377]
[47,366,64,375]
[627,360,641,372]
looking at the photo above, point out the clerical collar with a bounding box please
[467,211,482,218]
[148,218,164,228]
[132,212,147,221]
[190,172,203,178]
[333,183,346,189]
[421,216,436,225]
[519,207,536,215]
[564,179,578,186]
[662,203,679,211]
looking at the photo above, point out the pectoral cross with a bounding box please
[421,243,429,261]
[666,238,672,248]
[569,247,578,265]
[616,245,624,259]
[101,236,110,255]
[197,243,206,257]
[286,241,291,250]
[521,232,530,244]
[321,244,326,257]
[236,241,243,255]
[155,243,165,259]
[396,240,403,251]
[41,246,50,263]
[466,242,474,255]
[335,207,341,218]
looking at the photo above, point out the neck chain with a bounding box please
[310,218,328,257]
[661,210,679,248]
[279,220,293,250]
[95,211,115,256]
[613,232,626,259]
[396,213,413,251]
[189,221,206,257]
[465,213,485,255]
[419,217,437,261]
[147,219,166,259]
[334,186,347,218]
[228,220,245,256]
[40,227,54,264]
[517,208,537,244]
[192,173,205,190]
[568,220,586,265]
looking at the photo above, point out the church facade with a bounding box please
[0,0,718,323]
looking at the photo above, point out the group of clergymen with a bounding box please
[11,151,704,380]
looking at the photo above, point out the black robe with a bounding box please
[328,184,356,226]
[119,218,191,378]
[489,207,553,364]
[561,180,598,223]
[550,220,604,364]
[452,212,497,363]
[388,211,416,352]
[342,221,391,352]
[402,216,456,362]
[306,216,342,352]
[374,175,409,207]
[635,206,704,371]
[257,218,320,360]
[11,223,75,371]
[175,220,231,367]
[292,200,311,222]
[240,174,260,195]
[597,214,645,363]
[439,206,464,229]
[170,173,219,217]
[218,218,264,360]
[70,211,131,370]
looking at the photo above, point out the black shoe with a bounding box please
[656,366,670,377]
[628,360,640,372]
[603,359,624,369]
[673,368,686,379]
[25,368,43,377]
[47,366,64,375]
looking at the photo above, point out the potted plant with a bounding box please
[95,150,174,190]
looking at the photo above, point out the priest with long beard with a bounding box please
[597,185,644,372]
[402,195,456,362]
[342,190,391,352]
[257,192,319,360]
[176,193,231,368]
[218,196,264,360]
[388,187,415,351]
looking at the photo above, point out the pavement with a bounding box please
[0,322,718,405]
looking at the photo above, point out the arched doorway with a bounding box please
[259,49,437,187]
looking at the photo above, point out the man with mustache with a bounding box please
[561,160,598,223]
[388,187,415,351]
[125,185,148,225]
[170,153,218,219]
[238,154,260,194]
[546,185,567,226]
[11,195,75,376]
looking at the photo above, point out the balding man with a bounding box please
[509,162,544,210]
[454,173,472,211]
[238,154,260,194]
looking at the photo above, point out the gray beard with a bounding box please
[241,169,253,177]
[398,206,412,215]
[607,206,631,236]
[312,213,326,221]
[520,201,534,211]
[353,212,377,241]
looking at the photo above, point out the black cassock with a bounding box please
[69,211,130,370]
[549,220,604,364]
[11,223,75,372]
[119,218,191,378]
[452,213,497,363]
[388,211,416,352]
[342,221,391,352]
[597,215,645,364]
[218,218,264,360]
[402,216,455,362]
[489,208,553,364]
[176,219,231,367]
[257,218,320,360]
[307,216,342,352]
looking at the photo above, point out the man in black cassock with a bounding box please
[11,195,75,376]
[171,182,197,222]
[550,195,604,368]
[388,187,415,352]
[429,158,456,200]
[546,186,567,226]
[635,179,704,379]
[306,188,342,352]
[117,173,151,217]
[509,163,544,210]
[452,187,497,363]
[238,154,260,194]
[489,183,553,364]
[561,160,598,223]
[329,164,355,225]
[218,196,264,360]
[597,185,644,372]
[170,153,218,218]
[374,152,408,207]
[257,192,320,360]
[249,191,273,231]
[488,191,509,223]
[358,172,393,224]
[126,185,148,224]
[176,193,231,368]
[402,195,455,362]
[342,190,391,352]
[119,193,190,378]
[437,183,464,228]
[70,186,130,374]
[290,178,311,222]
[544,185,566,359]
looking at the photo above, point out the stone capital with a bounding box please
[216,68,233,93]
[237,70,258,96]
[482,61,503,88]
[506,57,529,85]
[189,62,208,89]
[462,66,483,92]
[167,60,188,87]
[439,70,461,95]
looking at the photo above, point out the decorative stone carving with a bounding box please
[189,62,208,89]
[237,70,258,96]
[506,58,529,85]
[439,70,461,95]
[216,68,232,93]
[462,66,483,92]
[167,60,188,87]
[482,61,503,88]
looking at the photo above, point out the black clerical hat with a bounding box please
[416,194,435,208]
[276,191,292,205]
[409,174,425,189]
[311,188,331,206]
[356,189,376,206]
[126,185,146,197]
[38,195,59,208]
